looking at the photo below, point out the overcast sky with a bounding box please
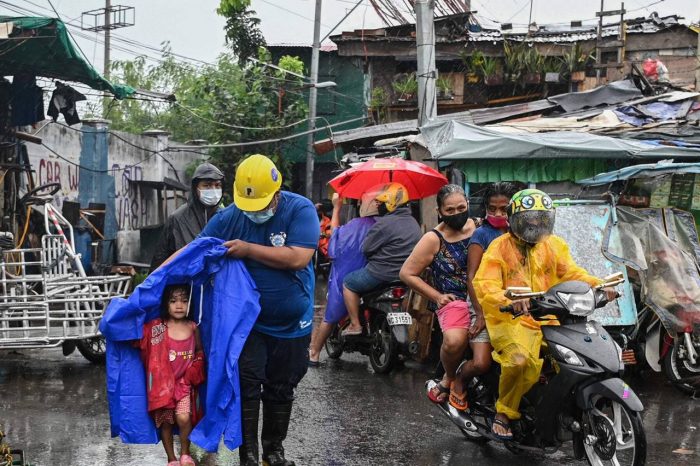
[1,0,698,75]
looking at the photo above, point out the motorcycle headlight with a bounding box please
[553,343,584,366]
[557,289,595,316]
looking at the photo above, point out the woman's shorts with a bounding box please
[469,305,490,344]
[343,266,385,294]
[436,300,470,331]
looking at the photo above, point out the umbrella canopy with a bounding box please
[578,161,700,186]
[328,158,448,200]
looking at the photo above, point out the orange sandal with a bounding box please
[448,383,468,411]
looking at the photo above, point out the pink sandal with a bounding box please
[167,461,180,466]
[180,454,195,466]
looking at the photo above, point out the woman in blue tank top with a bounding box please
[400,184,486,411]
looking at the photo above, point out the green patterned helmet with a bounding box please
[508,189,555,244]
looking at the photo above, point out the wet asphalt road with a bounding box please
[2,279,700,466]
[1,345,700,466]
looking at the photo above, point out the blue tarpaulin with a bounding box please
[99,237,260,452]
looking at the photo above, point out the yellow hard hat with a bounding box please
[374,182,409,213]
[233,154,283,211]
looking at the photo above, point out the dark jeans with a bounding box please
[239,330,311,403]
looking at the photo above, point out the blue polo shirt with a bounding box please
[200,191,319,338]
[468,222,505,252]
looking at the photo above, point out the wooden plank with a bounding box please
[596,9,626,16]
[597,40,625,49]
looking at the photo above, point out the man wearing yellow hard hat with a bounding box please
[199,154,319,466]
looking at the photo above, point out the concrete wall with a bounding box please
[25,120,200,264]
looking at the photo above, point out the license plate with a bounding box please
[386,312,412,326]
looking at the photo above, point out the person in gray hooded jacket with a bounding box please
[150,162,224,270]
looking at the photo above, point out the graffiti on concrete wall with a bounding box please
[112,163,151,230]
[36,158,81,210]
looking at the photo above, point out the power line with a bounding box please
[167,115,368,150]
[257,0,333,28]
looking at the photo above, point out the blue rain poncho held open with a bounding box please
[99,237,260,452]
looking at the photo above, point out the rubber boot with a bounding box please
[261,400,296,466]
[239,399,261,466]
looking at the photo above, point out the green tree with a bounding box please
[107,46,308,189]
[217,0,266,62]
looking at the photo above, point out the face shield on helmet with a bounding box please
[357,183,388,217]
[508,189,555,244]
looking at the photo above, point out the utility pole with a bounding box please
[104,0,111,80]
[81,3,135,115]
[596,0,604,86]
[305,0,323,200]
[415,0,437,127]
[595,1,626,86]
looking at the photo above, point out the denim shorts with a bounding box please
[343,266,385,294]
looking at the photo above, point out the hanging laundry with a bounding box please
[11,74,45,126]
[100,237,261,452]
[48,82,86,126]
[0,22,13,39]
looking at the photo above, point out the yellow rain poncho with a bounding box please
[473,232,601,420]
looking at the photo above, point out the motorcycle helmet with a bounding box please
[374,182,409,214]
[507,188,555,244]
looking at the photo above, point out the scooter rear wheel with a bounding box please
[325,325,344,359]
[76,336,106,364]
[369,315,397,374]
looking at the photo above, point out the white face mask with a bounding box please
[199,188,222,207]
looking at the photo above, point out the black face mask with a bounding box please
[377,203,389,217]
[440,211,469,230]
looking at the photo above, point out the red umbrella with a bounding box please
[328,158,448,200]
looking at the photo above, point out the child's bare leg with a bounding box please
[176,413,193,456]
[160,421,177,462]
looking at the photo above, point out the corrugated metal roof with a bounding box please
[332,13,690,44]
[314,99,556,152]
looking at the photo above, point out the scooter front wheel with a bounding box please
[583,396,646,466]
[662,336,700,395]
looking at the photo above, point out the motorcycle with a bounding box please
[601,205,700,395]
[325,281,418,374]
[610,303,700,395]
[429,275,647,466]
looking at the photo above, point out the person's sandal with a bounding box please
[167,461,180,466]
[427,380,450,403]
[491,417,513,440]
[180,454,195,466]
[448,384,468,412]
[341,326,362,337]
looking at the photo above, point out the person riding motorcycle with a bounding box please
[341,182,422,336]
[472,189,616,439]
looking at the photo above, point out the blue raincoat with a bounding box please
[324,217,376,323]
[99,237,260,452]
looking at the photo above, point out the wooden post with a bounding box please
[696,29,700,91]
